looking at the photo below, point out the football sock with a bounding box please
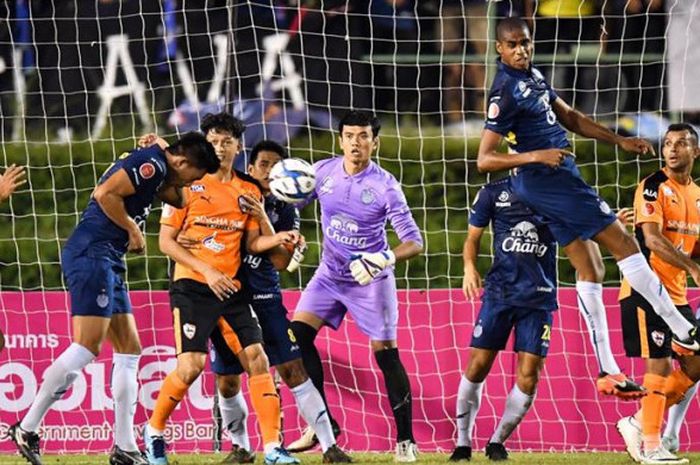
[149,371,189,433]
[375,348,414,443]
[663,369,695,409]
[290,321,335,423]
[290,379,334,451]
[490,385,535,444]
[111,353,140,452]
[664,381,698,439]
[456,375,483,448]
[218,391,251,450]
[575,281,621,374]
[21,342,95,432]
[640,373,667,453]
[618,254,694,338]
[249,373,281,450]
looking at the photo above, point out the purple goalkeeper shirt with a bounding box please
[305,156,423,282]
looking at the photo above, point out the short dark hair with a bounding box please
[168,132,220,174]
[249,140,288,166]
[496,17,530,41]
[666,123,699,145]
[338,110,381,138]
[200,112,246,139]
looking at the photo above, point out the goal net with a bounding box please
[0,0,698,455]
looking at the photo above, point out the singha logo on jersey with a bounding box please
[326,213,366,247]
[502,221,548,257]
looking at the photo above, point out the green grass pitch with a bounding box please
[1,452,700,465]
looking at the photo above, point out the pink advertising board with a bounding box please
[0,289,698,454]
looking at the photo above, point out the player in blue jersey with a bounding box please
[477,17,699,397]
[177,140,351,464]
[8,133,220,465]
[287,111,424,462]
[449,178,557,462]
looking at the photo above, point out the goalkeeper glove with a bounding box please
[349,250,396,286]
[286,242,308,273]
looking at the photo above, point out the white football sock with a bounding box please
[112,353,140,452]
[576,281,621,375]
[618,254,694,338]
[21,343,95,432]
[455,375,483,448]
[290,379,334,452]
[490,385,535,444]
[219,391,251,450]
[663,382,698,440]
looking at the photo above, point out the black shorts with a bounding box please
[620,289,696,359]
[169,279,263,356]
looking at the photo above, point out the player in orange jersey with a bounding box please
[616,124,700,465]
[140,114,301,465]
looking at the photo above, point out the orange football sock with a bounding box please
[640,373,667,453]
[149,371,190,432]
[249,373,281,447]
[663,368,695,408]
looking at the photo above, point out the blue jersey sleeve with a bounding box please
[120,148,167,193]
[469,187,494,228]
[484,82,519,137]
[276,203,300,232]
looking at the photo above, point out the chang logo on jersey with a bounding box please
[243,254,263,269]
[326,214,366,247]
[502,221,548,257]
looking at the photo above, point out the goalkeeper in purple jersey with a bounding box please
[477,17,699,397]
[287,111,423,462]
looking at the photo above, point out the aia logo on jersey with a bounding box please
[643,202,655,216]
[139,162,155,180]
[190,184,205,192]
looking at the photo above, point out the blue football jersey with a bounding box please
[484,59,575,173]
[469,178,558,310]
[64,146,168,260]
[239,195,300,298]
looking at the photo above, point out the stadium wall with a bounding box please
[0,288,698,453]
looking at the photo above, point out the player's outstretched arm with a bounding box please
[477,129,569,172]
[551,99,654,156]
[0,164,27,203]
[462,225,484,300]
[639,222,700,286]
[93,169,145,254]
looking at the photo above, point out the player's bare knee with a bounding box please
[679,357,700,383]
[278,359,308,388]
[176,356,205,385]
[516,373,540,395]
[243,343,270,376]
[216,374,242,397]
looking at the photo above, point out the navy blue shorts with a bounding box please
[470,300,554,357]
[62,249,131,318]
[211,296,300,375]
[511,166,617,246]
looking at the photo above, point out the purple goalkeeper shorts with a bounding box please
[295,267,399,341]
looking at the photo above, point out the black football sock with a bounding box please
[375,347,414,442]
[290,321,336,425]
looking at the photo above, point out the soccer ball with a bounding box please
[268,158,316,204]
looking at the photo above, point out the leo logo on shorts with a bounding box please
[599,199,612,215]
[139,163,155,180]
[183,323,197,340]
[473,322,483,338]
[651,330,665,347]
